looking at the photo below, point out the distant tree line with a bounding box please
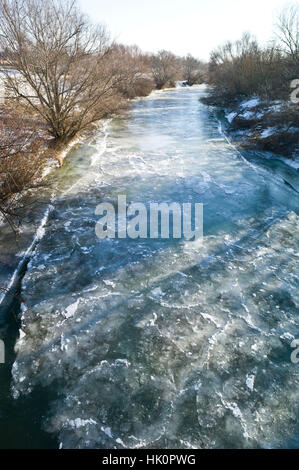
[151,51,205,89]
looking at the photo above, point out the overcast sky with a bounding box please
[78,0,292,60]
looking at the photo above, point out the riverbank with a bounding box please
[0,72,156,226]
[0,117,109,306]
[201,93,299,170]
[0,101,82,302]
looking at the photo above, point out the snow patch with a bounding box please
[246,374,255,391]
[69,418,97,428]
[240,97,260,109]
[63,299,80,319]
[261,127,276,138]
[241,111,255,120]
[101,426,113,439]
[226,112,237,123]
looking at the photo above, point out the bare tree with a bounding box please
[182,54,202,85]
[275,3,299,64]
[111,44,154,99]
[0,0,132,147]
[208,33,263,98]
[151,50,179,89]
[205,27,296,104]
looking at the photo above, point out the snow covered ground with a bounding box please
[224,96,298,168]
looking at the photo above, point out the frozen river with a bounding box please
[0,86,298,448]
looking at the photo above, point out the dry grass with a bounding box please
[0,104,51,229]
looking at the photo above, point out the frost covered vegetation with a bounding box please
[0,0,203,227]
[202,5,299,160]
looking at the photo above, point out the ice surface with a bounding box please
[10,87,299,449]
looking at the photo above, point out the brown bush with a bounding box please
[112,45,154,99]
[151,50,180,89]
[204,5,299,106]
[0,106,48,229]
[181,54,203,85]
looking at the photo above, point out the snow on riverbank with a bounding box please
[223,96,298,168]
